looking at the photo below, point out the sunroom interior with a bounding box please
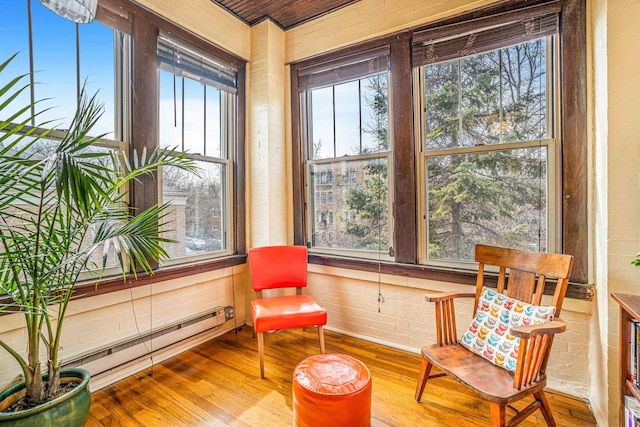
[0,0,635,426]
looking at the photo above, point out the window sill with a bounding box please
[308,253,594,301]
[0,254,247,311]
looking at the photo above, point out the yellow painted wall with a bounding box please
[285,0,499,63]
[590,0,608,424]
[133,0,251,60]
[598,0,640,425]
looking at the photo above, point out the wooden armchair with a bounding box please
[248,245,327,378]
[414,244,574,427]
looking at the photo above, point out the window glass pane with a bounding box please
[182,77,205,155]
[501,40,549,142]
[79,22,117,139]
[334,80,360,156]
[425,37,550,150]
[426,147,547,261]
[460,51,501,147]
[159,70,183,150]
[31,1,76,130]
[310,157,388,252]
[162,160,227,260]
[0,2,30,123]
[1,1,120,140]
[424,61,460,150]
[157,37,235,264]
[309,86,334,159]
[361,74,388,153]
[206,87,222,158]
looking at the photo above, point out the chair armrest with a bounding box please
[424,291,475,303]
[426,292,475,346]
[512,318,566,390]
[510,318,567,339]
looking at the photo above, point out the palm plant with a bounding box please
[0,53,198,407]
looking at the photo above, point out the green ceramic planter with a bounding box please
[0,368,91,427]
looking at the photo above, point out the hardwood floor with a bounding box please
[86,327,596,426]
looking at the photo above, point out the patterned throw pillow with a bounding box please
[460,287,556,372]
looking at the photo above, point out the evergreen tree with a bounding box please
[425,40,548,261]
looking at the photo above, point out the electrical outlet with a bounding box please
[224,306,234,321]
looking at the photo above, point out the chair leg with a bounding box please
[414,355,433,402]
[257,331,265,379]
[489,402,506,427]
[318,325,326,354]
[535,391,557,427]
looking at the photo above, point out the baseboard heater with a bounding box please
[62,305,235,371]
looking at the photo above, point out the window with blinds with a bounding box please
[157,34,237,264]
[414,2,560,264]
[297,46,394,259]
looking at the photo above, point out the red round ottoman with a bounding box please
[292,353,372,427]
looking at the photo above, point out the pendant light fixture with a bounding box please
[38,0,98,24]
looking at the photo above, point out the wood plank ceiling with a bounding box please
[211,0,362,29]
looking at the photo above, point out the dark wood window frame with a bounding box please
[291,0,591,300]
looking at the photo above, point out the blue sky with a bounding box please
[1,0,115,136]
[310,76,382,160]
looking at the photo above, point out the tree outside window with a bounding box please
[422,37,554,262]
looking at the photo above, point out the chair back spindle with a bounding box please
[436,299,458,345]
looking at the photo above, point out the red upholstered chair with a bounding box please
[248,245,327,378]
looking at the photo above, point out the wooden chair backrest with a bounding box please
[473,244,574,317]
[248,245,308,293]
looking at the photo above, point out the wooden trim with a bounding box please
[96,1,132,34]
[0,255,247,311]
[308,254,593,300]
[235,64,247,254]
[291,63,306,246]
[390,33,417,264]
[130,9,160,272]
[559,0,588,283]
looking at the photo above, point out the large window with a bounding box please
[1,0,246,293]
[298,48,392,259]
[157,35,237,263]
[415,16,559,264]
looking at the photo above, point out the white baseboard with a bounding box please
[324,325,421,355]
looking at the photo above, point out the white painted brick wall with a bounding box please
[0,266,247,390]
[248,20,288,247]
[306,264,592,398]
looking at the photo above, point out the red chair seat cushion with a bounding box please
[251,294,327,333]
